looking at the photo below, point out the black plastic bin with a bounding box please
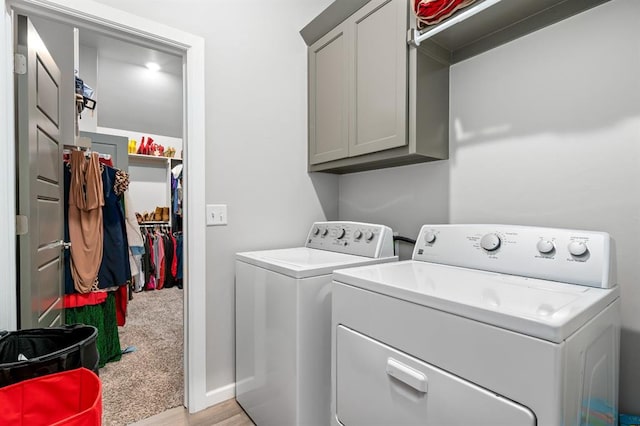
[0,324,99,388]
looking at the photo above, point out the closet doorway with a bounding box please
[0,0,208,418]
[76,28,187,424]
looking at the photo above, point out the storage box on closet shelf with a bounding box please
[129,136,177,157]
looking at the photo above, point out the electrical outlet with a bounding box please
[206,204,227,226]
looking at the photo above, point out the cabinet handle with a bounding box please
[386,358,428,393]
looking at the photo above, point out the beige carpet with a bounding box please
[100,287,184,425]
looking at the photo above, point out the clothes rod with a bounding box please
[408,0,502,47]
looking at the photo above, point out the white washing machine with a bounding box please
[236,221,398,426]
[331,224,620,426]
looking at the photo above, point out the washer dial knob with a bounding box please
[365,231,375,241]
[424,231,436,244]
[354,230,363,240]
[336,228,346,239]
[480,233,501,251]
[568,241,588,256]
[312,226,320,236]
[536,240,555,254]
[321,228,329,237]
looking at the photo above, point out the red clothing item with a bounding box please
[170,233,178,278]
[414,0,475,26]
[63,292,108,308]
[115,285,128,326]
[99,157,114,167]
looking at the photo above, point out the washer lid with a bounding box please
[333,260,619,343]
[236,247,397,279]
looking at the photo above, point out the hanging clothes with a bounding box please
[163,233,176,289]
[123,191,145,292]
[171,164,183,233]
[62,149,133,367]
[155,231,166,290]
[144,231,157,290]
[170,232,178,279]
[65,293,121,368]
[175,233,183,289]
[141,230,153,291]
[97,166,131,290]
[68,151,104,293]
[136,226,180,291]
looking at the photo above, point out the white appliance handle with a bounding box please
[386,358,428,393]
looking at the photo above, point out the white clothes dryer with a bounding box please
[331,224,620,426]
[236,221,398,426]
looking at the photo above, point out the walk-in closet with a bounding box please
[26,15,187,425]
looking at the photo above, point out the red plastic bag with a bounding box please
[0,368,102,425]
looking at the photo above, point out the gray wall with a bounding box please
[339,0,640,413]
[29,16,75,146]
[91,0,338,394]
[81,0,640,414]
[78,44,98,132]
[339,161,450,259]
[96,56,183,138]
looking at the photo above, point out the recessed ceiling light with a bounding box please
[145,62,161,72]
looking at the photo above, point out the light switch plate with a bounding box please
[206,204,227,226]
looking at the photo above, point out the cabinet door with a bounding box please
[349,0,407,157]
[336,326,537,426]
[309,25,349,165]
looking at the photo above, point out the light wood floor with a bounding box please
[132,399,254,426]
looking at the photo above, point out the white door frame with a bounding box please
[0,0,209,413]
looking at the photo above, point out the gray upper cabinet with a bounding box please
[349,0,406,157]
[302,0,610,174]
[305,0,448,174]
[309,25,349,165]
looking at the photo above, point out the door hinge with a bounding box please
[16,215,28,235]
[14,53,26,75]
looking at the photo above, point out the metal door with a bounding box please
[15,15,64,328]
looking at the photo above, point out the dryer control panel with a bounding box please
[412,225,615,288]
[306,221,395,258]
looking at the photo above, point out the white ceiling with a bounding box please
[79,29,183,76]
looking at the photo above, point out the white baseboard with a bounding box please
[190,383,236,414]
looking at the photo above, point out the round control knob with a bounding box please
[568,241,588,256]
[365,231,375,241]
[336,228,346,239]
[321,228,329,237]
[424,231,436,244]
[536,239,555,254]
[312,226,320,236]
[480,233,501,251]
[354,230,363,240]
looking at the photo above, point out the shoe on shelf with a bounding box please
[162,207,170,222]
[154,206,163,222]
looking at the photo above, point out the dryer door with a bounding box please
[336,326,536,425]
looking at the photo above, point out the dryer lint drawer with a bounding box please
[335,325,536,426]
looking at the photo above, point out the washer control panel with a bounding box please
[306,221,395,258]
[412,225,615,288]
